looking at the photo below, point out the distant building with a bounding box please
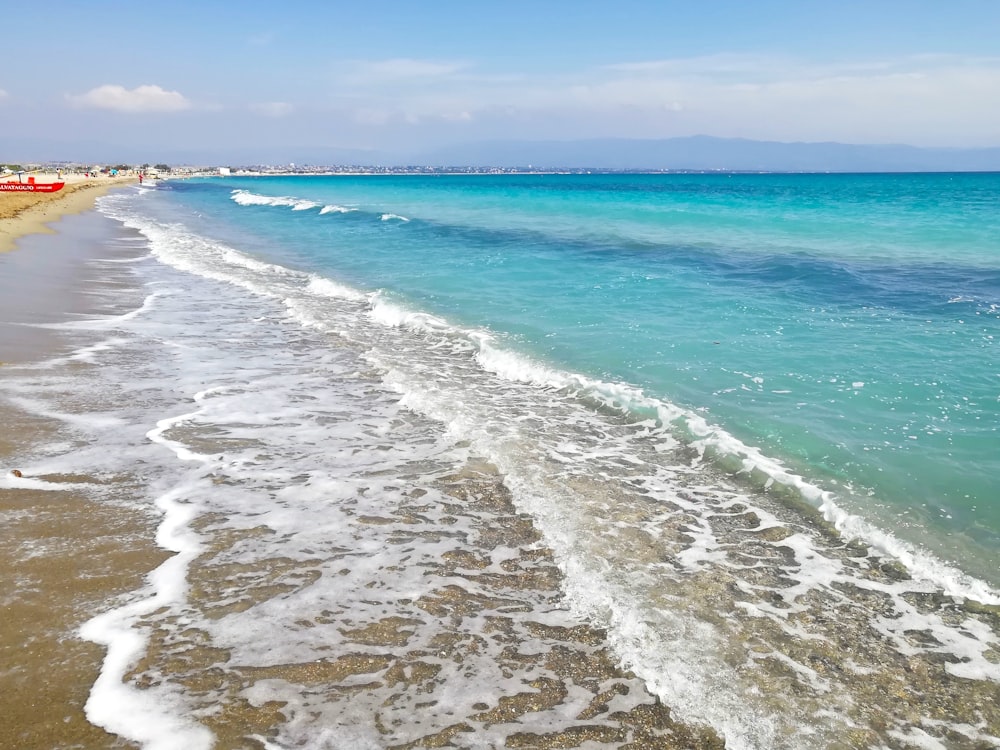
[218,167,231,176]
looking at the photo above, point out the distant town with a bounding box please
[2,161,718,178]
[7,136,1000,176]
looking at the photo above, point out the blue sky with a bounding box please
[4,1,1000,161]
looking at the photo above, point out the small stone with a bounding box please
[11,469,22,478]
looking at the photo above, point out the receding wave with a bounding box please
[367,293,999,606]
[93,188,1000,748]
[100,189,1000,609]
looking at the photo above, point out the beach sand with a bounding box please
[0,186,157,749]
[0,173,137,253]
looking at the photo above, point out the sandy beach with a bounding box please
[0,173,137,253]
[0,182,156,749]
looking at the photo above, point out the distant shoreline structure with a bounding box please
[163,165,1000,177]
[6,135,1000,175]
[196,166,1000,178]
[6,164,1000,180]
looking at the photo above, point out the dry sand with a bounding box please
[0,173,137,253]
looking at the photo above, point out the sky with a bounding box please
[3,1,1000,162]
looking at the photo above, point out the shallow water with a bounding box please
[208,172,1000,585]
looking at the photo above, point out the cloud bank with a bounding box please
[17,53,997,158]
[321,53,1000,147]
[67,84,191,113]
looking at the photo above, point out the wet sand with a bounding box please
[0,203,161,749]
[0,482,168,749]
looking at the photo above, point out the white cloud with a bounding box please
[250,101,294,117]
[604,53,785,79]
[340,58,469,84]
[581,56,1000,145]
[326,53,1000,147]
[67,84,191,113]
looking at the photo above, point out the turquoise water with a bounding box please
[168,172,1000,583]
[31,174,996,749]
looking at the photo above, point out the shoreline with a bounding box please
[3,174,999,748]
[0,203,724,749]
[0,174,137,253]
[0,212,166,749]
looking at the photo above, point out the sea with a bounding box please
[3,172,999,749]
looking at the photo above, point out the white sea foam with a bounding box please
[368,294,454,334]
[231,189,318,211]
[319,204,357,214]
[305,275,366,302]
[27,292,162,331]
[80,482,214,750]
[360,295,1000,746]
[362,286,1000,608]
[76,186,1000,750]
[0,471,93,492]
[6,394,126,430]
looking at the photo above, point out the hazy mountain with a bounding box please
[416,136,1000,172]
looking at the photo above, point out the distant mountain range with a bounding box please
[7,135,1000,172]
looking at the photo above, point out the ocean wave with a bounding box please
[90,188,1000,748]
[230,189,319,211]
[305,275,367,302]
[107,187,1000,608]
[319,204,357,215]
[366,294,1000,607]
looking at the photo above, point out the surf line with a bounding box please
[79,393,227,750]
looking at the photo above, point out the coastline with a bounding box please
[0,174,137,253]
[0,212,166,749]
[3,173,998,748]
[0,188,729,750]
